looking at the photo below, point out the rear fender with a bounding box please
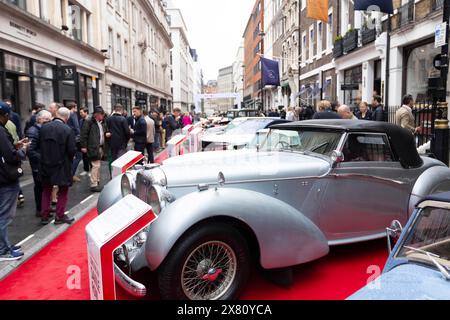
[409,166,450,214]
[144,188,329,271]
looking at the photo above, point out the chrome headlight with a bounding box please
[120,171,137,197]
[145,165,168,187]
[121,174,132,197]
[148,185,162,215]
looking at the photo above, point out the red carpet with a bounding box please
[0,207,387,300]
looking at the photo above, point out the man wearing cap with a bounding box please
[80,106,111,192]
[0,101,29,261]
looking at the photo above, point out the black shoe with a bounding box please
[41,218,50,225]
[54,215,75,225]
[90,186,103,193]
[36,211,54,218]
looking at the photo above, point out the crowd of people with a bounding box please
[264,93,418,134]
[0,98,195,262]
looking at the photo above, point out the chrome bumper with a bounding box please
[114,264,147,297]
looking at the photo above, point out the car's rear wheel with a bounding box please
[158,223,251,300]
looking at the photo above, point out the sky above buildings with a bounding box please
[172,0,255,81]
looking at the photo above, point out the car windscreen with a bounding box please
[396,206,450,268]
[260,128,343,157]
[225,119,273,135]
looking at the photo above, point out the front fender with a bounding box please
[97,174,124,214]
[145,188,329,271]
[409,166,450,214]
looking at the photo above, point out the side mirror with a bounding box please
[331,150,345,168]
[386,220,403,254]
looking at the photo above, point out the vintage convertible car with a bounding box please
[349,192,450,300]
[97,120,450,300]
[201,117,290,151]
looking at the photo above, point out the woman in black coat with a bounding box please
[356,102,373,121]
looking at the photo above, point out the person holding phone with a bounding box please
[0,101,29,261]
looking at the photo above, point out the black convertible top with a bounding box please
[270,119,423,168]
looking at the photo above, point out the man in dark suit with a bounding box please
[39,107,76,225]
[106,104,131,162]
[165,107,182,141]
[131,106,147,162]
[371,95,386,122]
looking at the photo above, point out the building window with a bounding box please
[4,53,30,74]
[68,2,83,41]
[6,0,26,10]
[108,28,114,66]
[327,12,333,51]
[116,34,122,70]
[124,40,129,73]
[123,0,129,21]
[309,27,315,61]
[39,0,48,20]
[301,32,307,63]
[317,22,323,55]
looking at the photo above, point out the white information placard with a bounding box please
[111,151,144,178]
[86,195,156,300]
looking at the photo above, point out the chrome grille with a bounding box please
[135,172,152,204]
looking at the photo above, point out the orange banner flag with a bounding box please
[306,0,329,23]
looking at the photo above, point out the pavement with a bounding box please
[0,148,166,280]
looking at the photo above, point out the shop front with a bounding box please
[0,51,100,122]
[57,64,99,114]
[0,51,54,122]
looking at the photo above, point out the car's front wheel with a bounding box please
[158,223,251,300]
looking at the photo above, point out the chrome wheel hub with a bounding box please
[181,241,237,300]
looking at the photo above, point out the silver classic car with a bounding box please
[97,120,450,300]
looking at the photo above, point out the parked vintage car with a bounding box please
[201,117,290,151]
[98,120,450,300]
[349,192,450,300]
[226,108,262,120]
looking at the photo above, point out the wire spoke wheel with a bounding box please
[181,241,237,300]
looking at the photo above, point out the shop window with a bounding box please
[405,42,441,103]
[33,62,53,79]
[34,78,54,107]
[4,53,30,74]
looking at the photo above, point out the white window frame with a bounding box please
[301,31,307,65]
[317,21,323,58]
[326,8,333,54]
[309,25,314,62]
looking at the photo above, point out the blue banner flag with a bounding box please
[261,57,280,87]
[354,0,393,14]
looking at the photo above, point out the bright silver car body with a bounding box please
[97,120,450,297]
